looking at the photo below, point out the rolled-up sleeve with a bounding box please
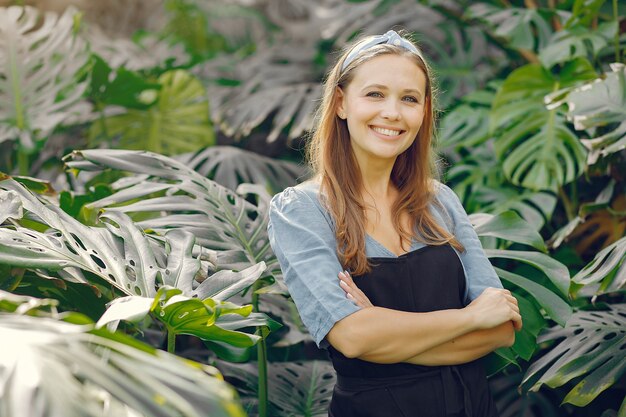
[268,187,362,349]
[434,183,503,304]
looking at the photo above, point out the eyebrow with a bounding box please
[361,84,424,97]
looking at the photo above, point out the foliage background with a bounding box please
[0,0,625,416]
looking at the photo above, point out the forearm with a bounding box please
[399,321,515,366]
[345,306,478,363]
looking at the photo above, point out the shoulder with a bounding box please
[427,179,463,230]
[430,179,457,203]
[270,180,323,213]
[269,180,334,226]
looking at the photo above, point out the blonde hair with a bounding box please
[306,31,464,275]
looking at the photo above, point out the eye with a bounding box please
[366,91,383,98]
[403,96,419,103]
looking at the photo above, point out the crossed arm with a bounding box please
[327,272,520,366]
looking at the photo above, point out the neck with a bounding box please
[357,155,396,201]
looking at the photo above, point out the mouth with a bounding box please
[369,126,405,138]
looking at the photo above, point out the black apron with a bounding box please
[327,244,499,417]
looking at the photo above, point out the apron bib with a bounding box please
[327,244,499,417]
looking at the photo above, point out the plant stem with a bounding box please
[252,280,268,417]
[17,149,28,176]
[614,0,621,62]
[167,329,176,354]
[558,185,576,221]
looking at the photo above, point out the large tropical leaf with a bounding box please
[215,360,336,417]
[84,24,190,71]
[465,4,555,52]
[572,236,626,295]
[445,146,557,231]
[491,59,597,191]
[489,369,563,417]
[96,284,279,350]
[0,6,92,150]
[485,249,570,297]
[89,70,214,155]
[0,311,246,417]
[522,304,626,407]
[438,86,497,150]
[176,146,308,192]
[471,211,547,252]
[538,22,616,68]
[198,0,503,141]
[564,63,626,165]
[0,177,266,305]
[199,42,322,142]
[64,149,282,279]
[471,211,572,327]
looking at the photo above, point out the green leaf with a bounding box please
[0,190,23,224]
[0,289,58,315]
[88,54,161,109]
[472,211,547,252]
[539,23,615,68]
[89,69,214,155]
[572,236,626,294]
[465,4,553,51]
[0,313,246,417]
[566,64,626,165]
[0,6,91,150]
[215,360,337,417]
[485,249,571,297]
[95,295,153,329]
[176,146,309,193]
[522,305,626,407]
[510,295,545,360]
[64,149,281,277]
[491,60,597,190]
[494,267,572,327]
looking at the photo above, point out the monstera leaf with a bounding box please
[90,70,214,155]
[0,177,266,304]
[522,304,626,407]
[176,146,308,193]
[97,284,279,351]
[465,3,555,51]
[0,311,246,417]
[438,86,497,150]
[64,149,281,278]
[447,158,557,231]
[0,6,91,150]
[564,63,626,165]
[472,211,572,326]
[215,360,336,417]
[491,59,597,191]
[489,370,563,417]
[538,22,616,68]
[84,24,190,71]
[572,236,626,295]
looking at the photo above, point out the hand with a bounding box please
[466,287,522,331]
[338,270,374,308]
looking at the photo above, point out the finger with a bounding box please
[339,279,351,294]
[347,293,359,305]
[342,270,355,284]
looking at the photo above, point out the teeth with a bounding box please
[372,127,401,136]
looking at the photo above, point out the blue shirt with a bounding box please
[267,180,503,349]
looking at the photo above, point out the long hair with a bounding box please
[306,32,464,275]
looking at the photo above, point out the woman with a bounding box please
[267,30,522,417]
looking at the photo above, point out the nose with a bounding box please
[380,100,401,121]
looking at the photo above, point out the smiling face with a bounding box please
[336,54,427,168]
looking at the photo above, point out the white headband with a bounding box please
[341,30,421,72]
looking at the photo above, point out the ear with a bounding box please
[335,87,346,120]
